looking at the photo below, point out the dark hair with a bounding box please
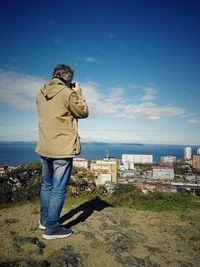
[52,64,74,81]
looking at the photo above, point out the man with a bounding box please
[35,64,89,240]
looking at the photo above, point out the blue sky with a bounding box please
[0,0,200,145]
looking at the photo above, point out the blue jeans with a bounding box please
[40,157,73,231]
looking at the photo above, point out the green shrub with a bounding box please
[112,183,141,196]
[0,175,13,203]
[0,162,42,205]
[12,187,29,202]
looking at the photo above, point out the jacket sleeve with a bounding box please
[68,91,89,119]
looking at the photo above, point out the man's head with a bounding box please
[52,64,74,82]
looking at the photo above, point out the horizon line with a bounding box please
[0,140,199,147]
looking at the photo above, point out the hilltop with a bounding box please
[0,196,200,267]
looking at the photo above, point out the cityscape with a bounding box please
[1,146,200,196]
[61,146,200,195]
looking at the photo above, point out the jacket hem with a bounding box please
[35,149,76,159]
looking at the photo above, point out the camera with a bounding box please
[70,82,76,89]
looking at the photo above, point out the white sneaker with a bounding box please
[39,221,46,230]
[42,226,72,240]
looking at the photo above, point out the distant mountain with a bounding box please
[82,141,144,146]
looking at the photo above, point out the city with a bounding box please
[72,146,200,196]
[1,146,200,197]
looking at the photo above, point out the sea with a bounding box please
[0,142,199,167]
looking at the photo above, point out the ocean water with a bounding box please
[0,142,199,167]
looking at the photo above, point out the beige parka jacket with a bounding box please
[35,78,88,158]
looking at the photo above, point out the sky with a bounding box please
[0,0,200,145]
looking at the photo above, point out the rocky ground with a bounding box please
[0,197,200,267]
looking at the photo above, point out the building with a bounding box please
[184,147,192,160]
[197,148,200,155]
[96,173,112,185]
[185,175,196,182]
[152,166,174,180]
[193,155,200,172]
[122,154,153,170]
[160,155,176,166]
[120,170,135,178]
[90,159,118,184]
[123,161,134,170]
[73,158,88,169]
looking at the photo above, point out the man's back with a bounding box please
[36,77,88,158]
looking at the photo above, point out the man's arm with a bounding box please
[68,83,89,119]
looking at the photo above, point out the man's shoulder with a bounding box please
[60,86,73,97]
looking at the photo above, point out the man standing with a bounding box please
[35,64,89,240]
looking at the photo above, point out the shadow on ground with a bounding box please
[60,196,113,228]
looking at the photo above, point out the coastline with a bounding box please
[0,141,199,167]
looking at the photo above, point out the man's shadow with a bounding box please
[61,196,113,228]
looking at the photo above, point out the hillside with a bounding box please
[0,196,200,267]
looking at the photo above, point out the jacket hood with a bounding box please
[40,78,67,99]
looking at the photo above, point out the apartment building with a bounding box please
[90,159,118,184]
[193,155,200,172]
[73,158,88,169]
[184,147,192,160]
[160,155,176,166]
[122,154,153,170]
[152,165,174,180]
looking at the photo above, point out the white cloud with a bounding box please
[140,88,157,102]
[81,81,103,117]
[82,83,127,118]
[0,69,44,110]
[84,57,97,63]
[103,87,125,116]
[181,113,197,118]
[124,102,185,121]
[0,69,187,122]
[81,82,186,121]
[0,128,38,141]
[189,118,200,126]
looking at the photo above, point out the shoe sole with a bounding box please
[42,232,72,240]
[39,220,46,230]
[39,224,46,230]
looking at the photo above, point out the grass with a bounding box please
[107,192,200,212]
[0,191,200,267]
[132,197,200,212]
[1,190,200,214]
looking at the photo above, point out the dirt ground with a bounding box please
[0,198,200,267]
